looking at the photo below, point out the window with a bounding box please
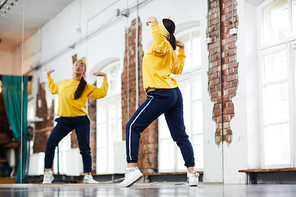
[96,62,122,174]
[262,49,290,165]
[158,29,203,172]
[263,0,296,44]
[263,0,289,44]
[178,31,202,70]
[259,0,296,167]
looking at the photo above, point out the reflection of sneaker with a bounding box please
[119,167,143,187]
[42,171,54,184]
[187,172,199,187]
[83,175,99,183]
[43,187,54,197]
[188,187,199,197]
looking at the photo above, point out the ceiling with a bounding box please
[0,0,74,52]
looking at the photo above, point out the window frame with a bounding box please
[258,0,296,168]
[95,61,122,174]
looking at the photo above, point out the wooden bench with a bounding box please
[239,168,296,184]
[0,177,16,184]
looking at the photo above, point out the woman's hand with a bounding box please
[47,69,55,76]
[146,16,157,26]
[93,72,107,79]
[176,40,185,49]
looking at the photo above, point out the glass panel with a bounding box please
[263,0,289,44]
[264,124,290,165]
[263,82,289,124]
[178,33,191,70]
[176,144,187,171]
[100,63,121,97]
[193,74,202,100]
[193,135,204,168]
[97,103,106,123]
[97,123,107,147]
[108,101,117,143]
[108,101,116,172]
[178,79,191,134]
[158,139,175,172]
[192,31,201,67]
[158,114,170,139]
[192,101,203,135]
[96,64,121,173]
[263,51,287,83]
[117,96,122,142]
[109,65,118,95]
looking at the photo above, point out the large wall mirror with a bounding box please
[0,0,224,184]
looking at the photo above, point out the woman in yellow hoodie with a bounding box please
[43,59,108,184]
[120,16,198,187]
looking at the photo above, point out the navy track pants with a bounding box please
[44,115,93,173]
[125,87,195,167]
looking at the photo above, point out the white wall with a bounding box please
[199,0,224,183]
[243,1,261,170]
[0,51,13,75]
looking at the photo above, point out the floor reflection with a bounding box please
[0,183,296,197]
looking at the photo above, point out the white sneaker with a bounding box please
[119,167,143,187]
[83,175,99,183]
[42,171,54,184]
[187,172,199,187]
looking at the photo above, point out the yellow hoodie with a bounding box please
[142,23,186,92]
[47,76,108,117]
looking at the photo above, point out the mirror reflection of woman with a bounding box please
[43,59,108,184]
[120,16,199,187]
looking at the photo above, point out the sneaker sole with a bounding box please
[83,180,99,184]
[120,174,143,187]
[188,181,198,187]
[189,184,198,187]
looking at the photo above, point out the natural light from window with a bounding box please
[96,63,122,174]
[263,0,289,44]
[262,51,290,166]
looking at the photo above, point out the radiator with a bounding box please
[113,141,126,174]
[65,148,83,176]
[28,152,45,176]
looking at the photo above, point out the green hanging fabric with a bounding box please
[2,75,28,183]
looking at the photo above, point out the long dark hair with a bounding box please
[74,60,87,100]
[163,19,176,50]
[74,77,87,100]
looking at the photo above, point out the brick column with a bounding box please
[121,17,158,174]
[88,97,97,172]
[208,0,238,145]
[45,100,54,138]
[33,82,49,153]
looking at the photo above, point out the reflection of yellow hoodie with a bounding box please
[47,76,108,117]
[142,23,186,92]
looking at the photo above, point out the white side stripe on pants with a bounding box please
[128,95,154,161]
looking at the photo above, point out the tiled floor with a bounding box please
[0,183,296,197]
